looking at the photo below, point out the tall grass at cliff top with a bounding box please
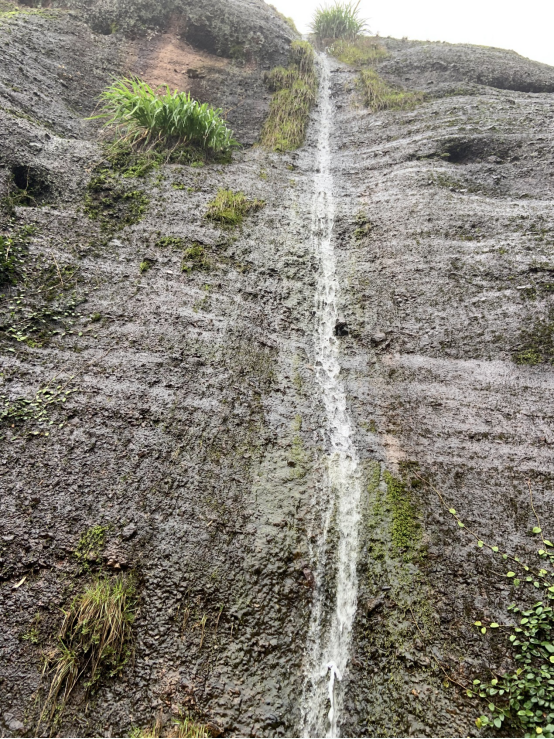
[92,78,237,152]
[311,1,367,41]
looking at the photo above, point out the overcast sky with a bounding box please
[269,0,554,67]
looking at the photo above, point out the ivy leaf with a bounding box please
[493,718,502,728]
[492,547,499,552]
[507,572,516,578]
[481,627,487,634]
[514,579,521,586]
[474,621,482,627]
[550,656,554,663]
[458,521,465,528]
[488,703,495,711]
[449,508,456,515]
[542,643,554,653]
[490,623,499,628]
[477,540,484,548]
[545,541,554,547]
[534,527,543,534]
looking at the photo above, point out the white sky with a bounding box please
[269,0,554,67]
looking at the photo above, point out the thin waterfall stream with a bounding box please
[301,53,364,738]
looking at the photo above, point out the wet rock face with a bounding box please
[2,2,554,736]
[378,37,554,93]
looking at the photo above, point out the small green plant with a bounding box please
[205,189,264,227]
[310,1,367,41]
[329,36,388,66]
[39,575,136,729]
[421,475,554,737]
[260,40,317,151]
[156,236,186,249]
[21,613,41,644]
[74,525,107,569]
[129,714,210,738]
[357,68,425,112]
[92,78,238,152]
[139,259,153,274]
[182,243,211,273]
[0,379,77,434]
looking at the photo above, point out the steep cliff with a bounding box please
[1,2,554,737]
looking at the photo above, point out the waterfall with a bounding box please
[301,54,364,738]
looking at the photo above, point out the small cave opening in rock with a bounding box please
[11,165,51,206]
[335,321,349,337]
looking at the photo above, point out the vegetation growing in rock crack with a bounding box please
[310,1,367,42]
[92,78,238,153]
[357,68,426,112]
[422,475,554,737]
[38,575,136,730]
[260,40,317,151]
[205,189,264,227]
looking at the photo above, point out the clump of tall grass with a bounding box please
[357,68,426,112]
[311,1,367,41]
[206,189,264,227]
[260,40,317,151]
[329,36,388,66]
[92,78,237,153]
[38,575,136,729]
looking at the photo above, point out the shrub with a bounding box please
[357,68,426,112]
[311,1,367,41]
[205,189,264,227]
[329,36,388,66]
[260,40,317,151]
[92,78,237,152]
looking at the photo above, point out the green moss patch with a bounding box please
[383,470,420,558]
[205,189,264,227]
[84,171,149,230]
[514,311,554,365]
[260,40,317,151]
[74,525,107,570]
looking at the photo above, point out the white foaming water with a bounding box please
[301,54,364,738]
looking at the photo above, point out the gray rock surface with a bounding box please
[1,2,554,737]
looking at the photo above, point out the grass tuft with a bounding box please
[39,575,136,729]
[91,78,237,153]
[130,714,211,738]
[260,40,317,151]
[311,1,367,41]
[329,36,388,66]
[357,68,426,112]
[205,189,264,227]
